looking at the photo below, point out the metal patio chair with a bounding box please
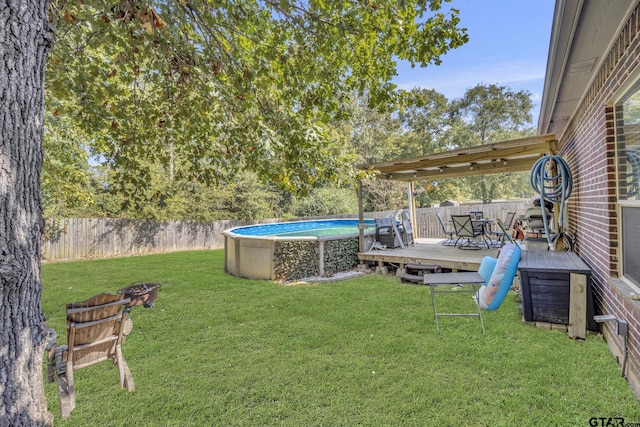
[399,210,415,246]
[436,213,457,246]
[451,214,485,250]
[488,212,516,248]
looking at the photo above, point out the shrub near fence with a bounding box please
[42,200,532,262]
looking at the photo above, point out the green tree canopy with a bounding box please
[449,83,535,203]
[46,0,469,200]
[450,83,533,146]
[398,87,453,156]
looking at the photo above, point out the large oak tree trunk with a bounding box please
[0,0,54,425]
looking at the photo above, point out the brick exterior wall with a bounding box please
[559,4,640,396]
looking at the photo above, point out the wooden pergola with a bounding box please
[355,134,559,250]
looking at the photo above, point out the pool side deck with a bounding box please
[358,238,501,272]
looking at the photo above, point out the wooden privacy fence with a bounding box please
[42,218,268,261]
[413,200,531,239]
[42,200,532,262]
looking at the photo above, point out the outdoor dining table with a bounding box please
[472,218,495,248]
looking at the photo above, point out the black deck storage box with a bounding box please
[518,250,596,330]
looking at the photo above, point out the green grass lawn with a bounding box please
[41,250,640,426]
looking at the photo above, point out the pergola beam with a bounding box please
[360,134,558,181]
[378,157,543,181]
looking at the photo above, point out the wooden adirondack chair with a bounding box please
[46,293,134,420]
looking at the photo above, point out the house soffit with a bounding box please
[538,0,638,138]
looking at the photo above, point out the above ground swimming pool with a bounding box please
[223,219,375,281]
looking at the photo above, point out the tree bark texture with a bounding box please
[0,0,54,425]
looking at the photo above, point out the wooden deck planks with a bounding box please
[358,238,501,272]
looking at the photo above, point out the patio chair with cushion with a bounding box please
[46,293,135,420]
[451,214,485,250]
[436,213,457,246]
[423,243,522,335]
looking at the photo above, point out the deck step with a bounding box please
[401,264,442,284]
[405,264,442,274]
[400,273,427,284]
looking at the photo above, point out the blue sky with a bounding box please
[393,0,556,125]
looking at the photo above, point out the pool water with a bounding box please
[230,219,375,237]
[272,226,364,237]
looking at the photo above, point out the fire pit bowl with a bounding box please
[118,283,160,308]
